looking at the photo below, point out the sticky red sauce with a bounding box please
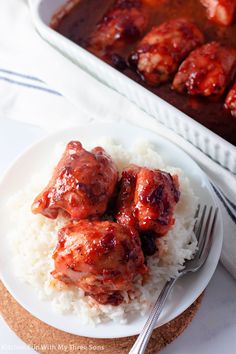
[54,0,236,146]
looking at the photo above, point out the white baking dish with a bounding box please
[30,0,236,173]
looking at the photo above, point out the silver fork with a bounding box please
[129,205,218,354]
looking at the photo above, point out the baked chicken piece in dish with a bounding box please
[129,18,204,86]
[86,0,149,59]
[51,220,147,305]
[200,0,236,26]
[225,82,236,117]
[116,165,180,236]
[173,42,236,96]
[32,141,118,220]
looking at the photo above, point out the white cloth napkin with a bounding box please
[0,0,236,278]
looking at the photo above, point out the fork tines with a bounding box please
[195,205,218,261]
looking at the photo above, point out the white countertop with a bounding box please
[0,118,236,354]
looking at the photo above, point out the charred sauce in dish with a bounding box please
[53,0,236,145]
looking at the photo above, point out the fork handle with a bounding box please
[129,277,178,354]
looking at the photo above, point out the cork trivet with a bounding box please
[0,281,203,354]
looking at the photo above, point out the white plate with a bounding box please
[30,0,236,173]
[0,122,223,338]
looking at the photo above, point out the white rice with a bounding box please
[7,139,198,325]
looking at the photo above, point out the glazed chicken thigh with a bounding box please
[51,220,147,305]
[86,0,149,59]
[116,166,180,236]
[134,168,180,235]
[129,18,204,86]
[225,82,236,117]
[200,0,236,26]
[173,42,236,96]
[32,141,118,220]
